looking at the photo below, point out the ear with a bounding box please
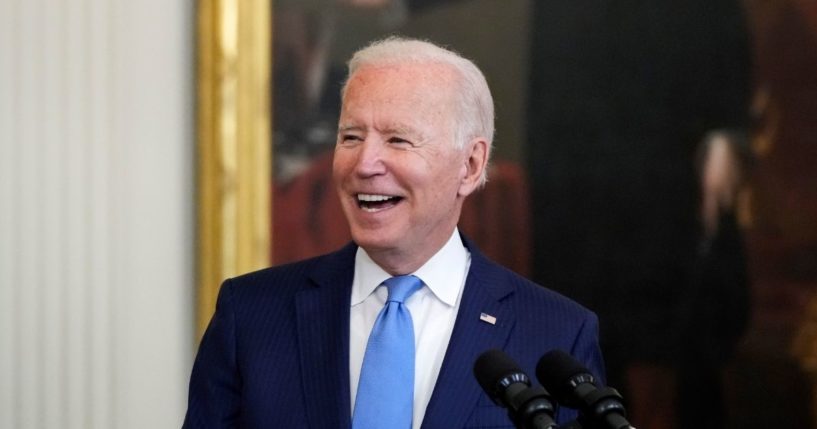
[457,137,489,197]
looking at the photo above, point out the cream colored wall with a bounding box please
[0,0,194,427]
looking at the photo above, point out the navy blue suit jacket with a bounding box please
[184,236,604,428]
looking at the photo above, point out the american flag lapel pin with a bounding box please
[479,312,497,325]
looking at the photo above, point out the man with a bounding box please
[184,37,604,429]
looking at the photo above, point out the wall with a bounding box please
[0,0,194,427]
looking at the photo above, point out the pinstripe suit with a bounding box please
[183,235,604,428]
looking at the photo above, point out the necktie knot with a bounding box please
[383,275,423,304]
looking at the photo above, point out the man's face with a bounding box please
[333,63,481,268]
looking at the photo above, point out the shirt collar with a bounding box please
[351,228,469,307]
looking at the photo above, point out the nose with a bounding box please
[351,138,387,178]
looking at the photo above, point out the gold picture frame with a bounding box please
[196,0,271,336]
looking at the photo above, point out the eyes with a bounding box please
[387,137,411,146]
[338,133,414,147]
[339,133,363,144]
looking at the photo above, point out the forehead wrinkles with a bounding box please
[341,63,460,138]
[347,64,458,107]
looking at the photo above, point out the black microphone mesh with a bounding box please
[536,349,593,403]
[473,349,523,396]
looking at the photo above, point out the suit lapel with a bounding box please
[295,244,357,429]
[421,244,516,428]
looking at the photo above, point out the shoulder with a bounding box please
[464,237,599,350]
[481,255,594,320]
[465,238,605,384]
[219,242,357,303]
[465,236,593,319]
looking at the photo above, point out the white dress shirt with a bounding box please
[349,228,470,429]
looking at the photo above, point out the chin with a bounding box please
[349,227,400,253]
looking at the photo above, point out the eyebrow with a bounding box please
[383,125,419,136]
[338,124,365,133]
[337,124,422,138]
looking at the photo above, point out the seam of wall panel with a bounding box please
[105,0,119,426]
[17,0,38,426]
[58,0,70,424]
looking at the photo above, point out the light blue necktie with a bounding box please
[352,275,424,429]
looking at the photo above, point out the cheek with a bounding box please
[435,153,466,184]
[332,151,351,181]
[421,165,461,200]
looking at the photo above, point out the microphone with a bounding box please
[473,349,559,429]
[536,350,634,429]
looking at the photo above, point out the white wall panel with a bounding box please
[0,0,17,427]
[0,0,194,427]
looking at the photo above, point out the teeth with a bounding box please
[357,194,395,202]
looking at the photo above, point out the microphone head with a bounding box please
[536,349,597,407]
[474,349,530,405]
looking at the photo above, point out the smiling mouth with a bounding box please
[357,194,403,212]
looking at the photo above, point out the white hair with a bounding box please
[342,37,494,186]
